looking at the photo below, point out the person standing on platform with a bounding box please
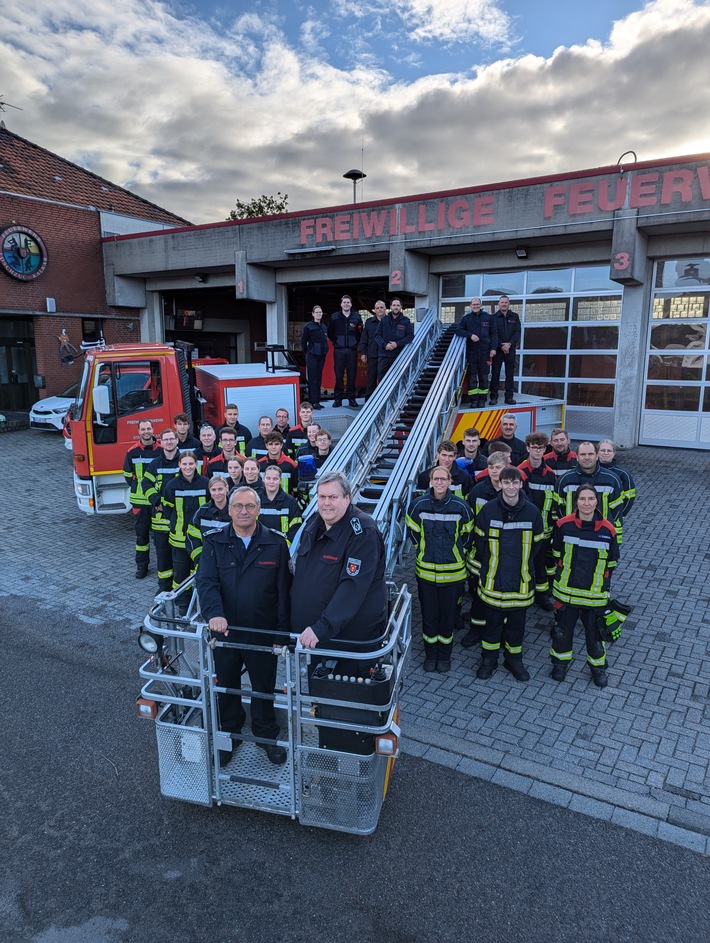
[123,419,159,579]
[407,466,474,673]
[489,295,521,406]
[328,294,363,408]
[454,298,498,407]
[361,300,386,400]
[301,305,329,409]
[376,298,414,381]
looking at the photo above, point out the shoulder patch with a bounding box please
[347,557,361,576]
[350,516,363,535]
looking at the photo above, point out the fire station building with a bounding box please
[102,153,710,451]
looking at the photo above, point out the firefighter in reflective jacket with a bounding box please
[258,466,303,546]
[474,466,544,682]
[556,441,624,540]
[186,476,231,567]
[161,451,209,592]
[144,428,182,592]
[122,418,158,579]
[406,466,474,673]
[293,471,388,674]
[518,431,557,610]
[550,482,619,688]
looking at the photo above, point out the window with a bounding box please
[82,319,103,343]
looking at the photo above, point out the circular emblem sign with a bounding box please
[0,225,49,281]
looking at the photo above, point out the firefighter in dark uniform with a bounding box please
[361,300,386,400]
[518,431,557,610]
[186,475,231,567]
[194,423,221,477]
[375,298,414,381]
[160,451,209,595]
[293,471,388,673]
[474,466,544,682]
[556,441,624,541]
[544,428,577,479]
[174,412,200,452]
[144,428,182,592]
[196,487,291,766]
[550,483,619,688]
[489,294,521,405]
[327,295,363,407]
[454,298,498,407]
[259,465,303,546]
[598,439,636,520]
[301,305,329,408]
[417,439,472,498]
[406,466,474,672]
[123,418,158,578]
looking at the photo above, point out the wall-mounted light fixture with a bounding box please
[616,150,638,175]
[515,246,528,260]
[194,273,207,283]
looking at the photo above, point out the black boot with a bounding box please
[461,627,481,649]
[590,665,608,688]
[535,592,553,611]
[551,662,568,682]
[476,656,498,680]
[503,658,530,682]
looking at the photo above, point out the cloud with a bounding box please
[2,0,710,224]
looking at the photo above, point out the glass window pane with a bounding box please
[703,388,710,411]
[523,326,568,349]
[647,354,696,381]
[522,354,566,377]
[569,355,616,379]
[522,381,564,399]
[524,300,569,323]
[441,275,465,298]
[645,385,700,411]
[651,293,708,320]
[655,259,710,289]
[567,384,615,407]
[527,269,573,294]
[441,301,469,324]
[573,266,618,292]
[464,275,482,299]
[482,272,525,297]
[572,296,622,321]
[649,322,706,350]
[570,326,619,349]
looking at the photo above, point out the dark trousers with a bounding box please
[305,353,326,405]
[377,353,398,382]
[417,578,462,659]
[534,536,552,593]
[490,347,516,396]
[214,641,279,740]
[171,545,193,588]
[152,529,173,590]
[365,355,379,399]
[551,604,606,666]
[133,506,151,569]
[466,349,490,394]
[480,602,528,661]
[333,348,357,398]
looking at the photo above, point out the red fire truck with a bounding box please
[69,341,300,514]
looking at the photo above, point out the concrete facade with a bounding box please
[102,154,710,448]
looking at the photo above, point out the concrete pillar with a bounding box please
[265,283,289,347]
[140,292,163,343]
[613,278,650,448]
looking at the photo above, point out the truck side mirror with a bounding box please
[93,384,111,417]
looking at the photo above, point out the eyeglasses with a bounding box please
[528,444,546,450]
[232,502,257,512]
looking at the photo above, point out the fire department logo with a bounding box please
[0,225,48,281]
[347,557,361,576]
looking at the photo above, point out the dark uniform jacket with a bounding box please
[301,321,329,358]
[194,444,222,477]
[161,472,210,549]
[123,439,158,506]
[544,447,577,479]
[328,311,363,352]
[291,506,387,646]
[145,451,181,532]
[455,443,488,472]
[555,463,624,530]
[493,309,521,348]
[601,458,636,518]
[187,502,231,563]
[518,459,557,536]
[417,462,472,498]
[208,450,242,480]
[258,454,298,493]
[362,317,382,358]
[246,435,269,460]
[375,313,414,355]
[465,477,501,576]
[288,423,309,455]
[177,434,200,453]
[551,510,619,607]
[454,310,498,351]
[406,490,474,584]
[258,488,303,545]
[500,434,527,466]
[218,422,253,456]
[196,521,291,639]
[474,492,544,608]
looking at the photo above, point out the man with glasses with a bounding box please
[196,487,291,767]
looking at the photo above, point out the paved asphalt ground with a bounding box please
[3,594,710,943]
[1,428,709,939]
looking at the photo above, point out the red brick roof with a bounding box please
[0,126,190,226]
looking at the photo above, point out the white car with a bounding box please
[29,383,78,432]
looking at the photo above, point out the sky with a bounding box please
[2,0,710,224]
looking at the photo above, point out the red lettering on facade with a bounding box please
[417,204,436,232]
[629,172,659,208]
[389,207,398,235]
[352,213,360,239]
[447,199,471,229]
[696,166,710,199]
[473,195,495,226]
[568,182,596,215]
[359,210,388,238]
[437,201,446,229]
[544,185,568,218]
[300,218,315,244]
[334,215,351,240]
[660,170,694,204]
[598,177,627,212]
[315,218,333,243]
[399,206,417,234]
